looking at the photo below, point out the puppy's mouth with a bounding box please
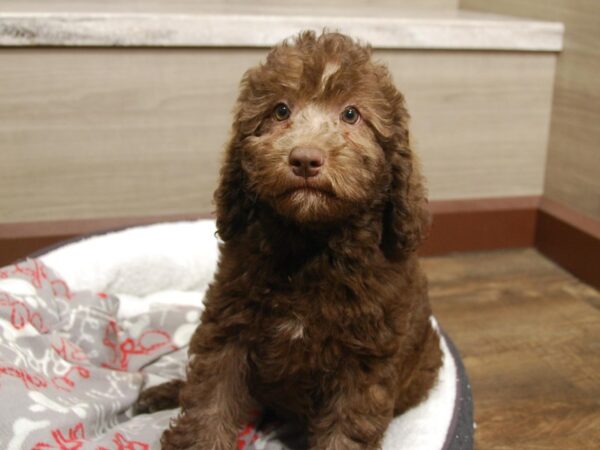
[279,180,335,198]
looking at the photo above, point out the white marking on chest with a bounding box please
[277,320,305,340]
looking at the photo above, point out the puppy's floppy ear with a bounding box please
[213,130,252,242]
[379,90,431,260]
[213,66,268,241]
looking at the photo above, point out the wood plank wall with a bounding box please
[461,0,600,221]
[0,48,556,224]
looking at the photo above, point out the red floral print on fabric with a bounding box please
[237,424,261,449]
[33,425,150,450]
[0,292,48,333]
[104,432,150,450]
[51,366,91,392]
[32,422,85,450]
[0,259,72,300]
[101,320,177,371]
[0,363,90,392]
[9,261,48,289]
[0,365,48,390]
[237,409,263,449]
[52,338,88,363]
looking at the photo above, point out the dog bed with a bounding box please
[0,220,473,450]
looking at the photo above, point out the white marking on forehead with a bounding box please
[297,104,333,132]
[320,62,340,90]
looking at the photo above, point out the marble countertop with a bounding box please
[0,9,564,50]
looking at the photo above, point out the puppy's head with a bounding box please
[215,31,429,258]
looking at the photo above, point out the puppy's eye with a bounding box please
[274,103,291,121]
[341,106,360,124]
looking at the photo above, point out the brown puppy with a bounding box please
[137,31,442,450]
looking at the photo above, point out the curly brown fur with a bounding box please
[137,31,442,450]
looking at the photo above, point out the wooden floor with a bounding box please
[424,249,600,450]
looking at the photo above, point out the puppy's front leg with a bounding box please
[310,379,395,450]
[161,343,253,450]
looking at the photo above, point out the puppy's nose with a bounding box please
[289,148,324,178]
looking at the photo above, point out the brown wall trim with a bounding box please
[421,196,540,256]
[0,213,213,267]
[0,213,213,239]
[2,196,597,289]
[538,198,600,240]
[0,196,541,266]
[536,198,600,290]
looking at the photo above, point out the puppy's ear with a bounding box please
[213,131,252,241]
[214,66,267,241]
[379,91,431,260]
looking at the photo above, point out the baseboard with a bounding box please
[0,196,544,267]
[535,198,600,290]
[3,196,596,288]
[421,196,540,256]
[0,213,209,267]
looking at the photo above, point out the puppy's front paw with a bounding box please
[161,432,236,450]
[161,414,237,450]
[133,379,184,415]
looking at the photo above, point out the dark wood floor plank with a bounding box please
[424,249,600,450]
